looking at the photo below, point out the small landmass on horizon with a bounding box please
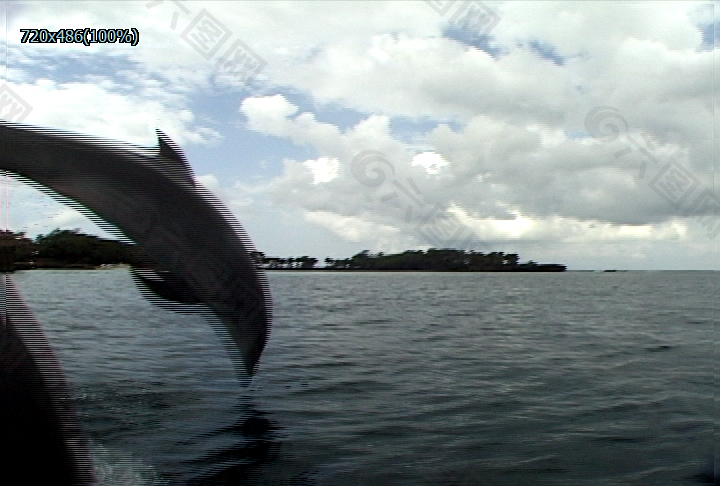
[1,229,566,272]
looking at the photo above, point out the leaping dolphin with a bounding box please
[0,121,273,484]
[0,121,272,375]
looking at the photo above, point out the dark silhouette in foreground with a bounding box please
[0,276,94,485]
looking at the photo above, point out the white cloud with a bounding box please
[304,157,339,184]
[2,78,221,146]
[412,152,448,175]
[305,210,400,243]
[240,94,299,134]
[50,207,87,228]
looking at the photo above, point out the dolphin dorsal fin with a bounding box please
[155,130,195,188]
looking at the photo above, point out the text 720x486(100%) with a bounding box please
[19,28,139,46]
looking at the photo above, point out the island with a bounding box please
[0,229,141,271]
[254,249,566,272]
[0,229,566,272]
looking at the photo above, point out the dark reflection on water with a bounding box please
[178,404,282,485]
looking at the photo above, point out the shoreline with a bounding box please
[5,264,569,272]
[263,267,567,272]
[5,262,132,271]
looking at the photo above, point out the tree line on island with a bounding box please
[0,229,566,272]
[0,229,144,271]
[258,249,565,272]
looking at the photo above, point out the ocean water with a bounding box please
[11,269,717,485]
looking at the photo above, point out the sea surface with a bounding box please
[11,269,717,485]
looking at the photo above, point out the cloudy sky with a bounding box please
[0,1,717,270]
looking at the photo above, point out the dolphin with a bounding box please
[0,121,272,375]
[0,121,272,483]
[1,275,95,485]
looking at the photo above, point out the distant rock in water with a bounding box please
[645,345,673,352]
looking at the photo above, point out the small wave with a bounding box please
[91,442,168,486]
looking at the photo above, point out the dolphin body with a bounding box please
[0,121,273,484]
[0,121,272,374]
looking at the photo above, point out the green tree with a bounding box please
[34,228,136,266]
